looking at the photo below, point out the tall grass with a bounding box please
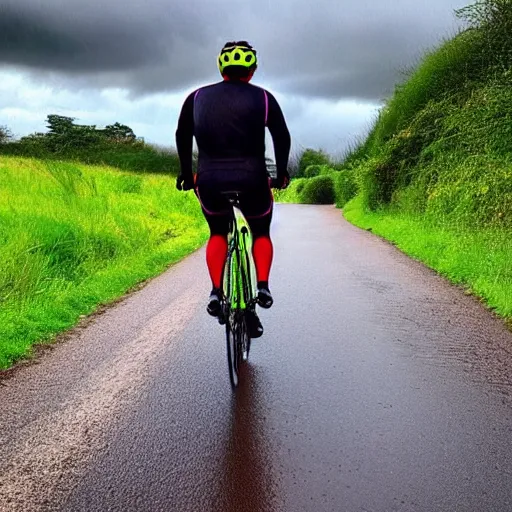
[351,71,512,216]
[0,156,208,368]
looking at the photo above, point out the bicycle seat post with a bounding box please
[221,191,243,209]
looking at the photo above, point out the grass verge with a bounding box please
[0,156,208,369]
[343,197,512,320]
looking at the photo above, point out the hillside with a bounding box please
[279,0,512,320]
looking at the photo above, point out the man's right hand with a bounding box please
[176,173,194,191]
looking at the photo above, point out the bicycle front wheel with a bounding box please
[241,311,251,362]
[226,312,244,388]
[226,309,251,388]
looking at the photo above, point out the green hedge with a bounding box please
[296,149,331,177]
[299,175,335,204]
[0,140,180,174]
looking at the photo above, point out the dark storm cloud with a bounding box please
[0,0,468,101]
[0,5,160,71]
[0,0,219,91]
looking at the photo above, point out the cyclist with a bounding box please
[175,41,291,335]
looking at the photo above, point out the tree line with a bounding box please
[0,115,139,152]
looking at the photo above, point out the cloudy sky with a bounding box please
[0,0,469,156]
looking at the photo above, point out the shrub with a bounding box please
[303,164,338,178]
[319,165,337,176]
[456,0,512,73]
[272,178,308,203]
[343,0,512,233]
[423,154,512,227]
[1,139,179,174]
[353,157,383,210]
[296,148,331,177]
[304,164,322,178]
[295,179,307,195]
[333,170,358,208]
[299,175,335,204]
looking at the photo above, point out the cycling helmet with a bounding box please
[218,41,257,75]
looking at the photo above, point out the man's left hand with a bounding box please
[176,173,194,191]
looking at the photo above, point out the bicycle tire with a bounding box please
[239,225,255,359]
[227,309,248,386]
[241,253,253,360]
[241,313,251,362]
[226,314,240,388]
[223,204,259,388]
[224,241,238,388]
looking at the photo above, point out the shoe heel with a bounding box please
[257,292,273,309]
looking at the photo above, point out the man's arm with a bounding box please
[266,91,291,186]
[175,91,196,189]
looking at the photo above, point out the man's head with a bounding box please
[218,41,257,82]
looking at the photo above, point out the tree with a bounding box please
[103,122,136,143]
[46,115,75,135]
[0,125,13,144]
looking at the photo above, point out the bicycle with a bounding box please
[220,191,258,389]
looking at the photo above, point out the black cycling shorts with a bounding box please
[196,181,273,238]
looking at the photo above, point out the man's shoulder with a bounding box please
[250,83,279,102]
[200,81,224,90]
[195,81,225,93]
[247,82,270,94]
[193,81,275,101]
[187,82,222,99]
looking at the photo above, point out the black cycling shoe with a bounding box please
[246,308,264,338]
[257,286,273,309]
[207,288,222,318]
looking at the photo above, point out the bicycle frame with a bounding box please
[221,196,258,388]
[224,205,255,312]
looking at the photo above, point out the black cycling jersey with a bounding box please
[175,80,291,188]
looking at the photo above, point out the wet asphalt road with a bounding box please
[1,204,512,512]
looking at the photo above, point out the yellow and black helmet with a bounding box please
[218,41,257,75]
